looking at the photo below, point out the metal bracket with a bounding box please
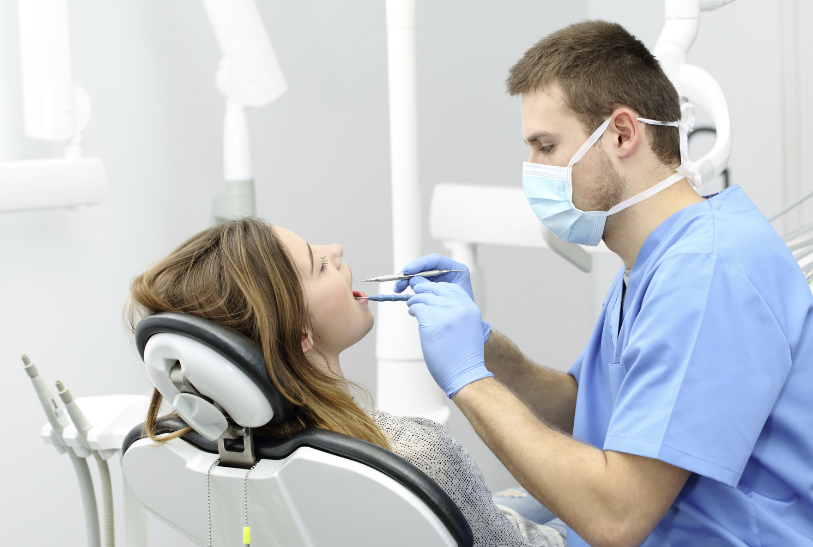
[217,426,256,469]
[169,362,258,468]
[169,361,203,396]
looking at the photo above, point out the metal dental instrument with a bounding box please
[355,294,411,302]
[356,269,465,283]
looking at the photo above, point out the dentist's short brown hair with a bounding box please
[507,20,681,166]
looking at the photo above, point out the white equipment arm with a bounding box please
[201,0,287,220]
[376,0,450,426]
[654,0,736,185]
[0,0,107,214]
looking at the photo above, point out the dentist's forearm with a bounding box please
[484,330,577,434]
[452,378,690,547]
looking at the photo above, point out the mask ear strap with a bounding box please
[568,118,612,168]
[638,103,703,188]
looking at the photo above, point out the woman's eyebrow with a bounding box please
[306,241,314,272]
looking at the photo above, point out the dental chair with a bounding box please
[121,312,473,547]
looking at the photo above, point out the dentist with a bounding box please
[397,21,813,547]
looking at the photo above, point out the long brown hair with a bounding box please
[125,218,390,449]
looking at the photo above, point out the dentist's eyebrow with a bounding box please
[524,130,554,145]
[307,241,314,273]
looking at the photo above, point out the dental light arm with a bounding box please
[0,0,107,214]
[654,0,736,185]
[200,0,287,220]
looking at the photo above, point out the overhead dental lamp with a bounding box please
[201,0,287,221]
[0,0,107,213]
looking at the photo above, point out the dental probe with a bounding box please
[356,269,465,283]
[355,294,411,301]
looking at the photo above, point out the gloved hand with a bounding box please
[407,281,493,398]
[395,253,492,343]
[395,253,474,299]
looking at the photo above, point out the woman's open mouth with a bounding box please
[353,290,367,299]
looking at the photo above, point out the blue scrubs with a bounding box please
[568,185,813,546]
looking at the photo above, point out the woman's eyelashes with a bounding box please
[320,256,328,272]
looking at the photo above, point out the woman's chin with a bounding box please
[339,315,375,352]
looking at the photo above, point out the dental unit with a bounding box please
[22,356,102,547]
[21,354,151,547]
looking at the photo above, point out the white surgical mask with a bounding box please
[522,103,701,247]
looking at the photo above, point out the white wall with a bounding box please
[0,1,782,546]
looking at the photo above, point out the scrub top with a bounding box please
[567,185,813,547]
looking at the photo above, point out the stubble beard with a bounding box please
[579,145,627,212]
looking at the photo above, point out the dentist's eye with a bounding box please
[320,256,328,272]
[538,145,553,154]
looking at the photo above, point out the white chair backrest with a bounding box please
[124,436,461,547]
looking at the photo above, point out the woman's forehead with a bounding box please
[273,226,311,271]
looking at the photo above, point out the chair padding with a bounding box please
[135,312,293,425]
[122,418,474,547]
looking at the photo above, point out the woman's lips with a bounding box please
[353,290,367,298]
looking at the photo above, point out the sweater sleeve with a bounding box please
[372,409,565,547]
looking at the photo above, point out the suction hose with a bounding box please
[93,453,115,547]
[56,379,107,547]
[67,449,101,547]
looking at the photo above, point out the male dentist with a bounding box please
[397,21,813,547]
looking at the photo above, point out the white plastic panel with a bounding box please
[41,394,149,460]
[17,0,76,141]
[202,0,287,107]
[143,333,274,428]
[0,158,106,213]
[430,183,607,264]
[123,439,457,547]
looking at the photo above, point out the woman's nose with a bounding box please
[329,244,343,265]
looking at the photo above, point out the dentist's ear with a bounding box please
[301,331,314,354]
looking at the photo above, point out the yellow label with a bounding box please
[243,526,251,545]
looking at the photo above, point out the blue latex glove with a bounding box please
[407,281,493,398]
[395,253,475,299]
[395,253,492,343]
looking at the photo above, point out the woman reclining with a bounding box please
[125,217,566,547]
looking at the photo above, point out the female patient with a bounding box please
[126,217,565,547]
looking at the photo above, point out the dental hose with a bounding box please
[22,356,100,547]
[67,448,101,547]
[57,379,113,547]
[93,452,115,547]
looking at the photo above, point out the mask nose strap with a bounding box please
[637,103,702,188]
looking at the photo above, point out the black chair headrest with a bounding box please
[135,311,294,425]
